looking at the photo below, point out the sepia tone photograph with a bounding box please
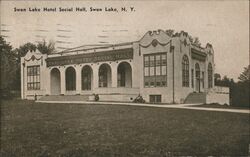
[0,0,249,156]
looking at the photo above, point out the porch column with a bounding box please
[76,66,81,94]
[111,63,118,87]
[92,64,99,90]
[60,67,66,95]
[21,58,25,99]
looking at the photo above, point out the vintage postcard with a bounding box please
[0,0,249,156]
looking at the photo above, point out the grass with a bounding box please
[1,99,249,157]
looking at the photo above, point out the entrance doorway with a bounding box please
[99,64,112,87]
[65,67,76,91]
[117,62,132,87]
[50,68,61,95]
[82,65,92,90]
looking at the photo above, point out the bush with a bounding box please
[230,82,249,108]
[94,94,99,101]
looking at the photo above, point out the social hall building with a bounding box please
[21,30,229,104]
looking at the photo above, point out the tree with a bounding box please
[238,65,250,83]
[15,42,37,57]
[0,36,17,90]
[214,73,221,81]
[165,29,175,37]
[37,40,55,54]
[193,37,201,47]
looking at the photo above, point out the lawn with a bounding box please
[1,99,249,157]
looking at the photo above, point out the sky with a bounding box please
[0,0,249,81]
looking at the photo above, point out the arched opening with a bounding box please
[117,62,132,87]
[208,63,213,88]
[65,67,76,91]
[182,55,189,87]
[50,68,61,95]
[82,65,93,90]
[99,64,112,87]
[195,63,200,92]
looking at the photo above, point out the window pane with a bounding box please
[150,82,154,87]
[156,66,161,75]
[150,56,155,67]
[161,66,166,75]
[144,56,149,67]
[156,82,161,87]
[34,67,36,75]
[37,67,40,75]
[156,55,161,66]
[161,54,167,65]
[150,67,155,76]
[162,81,166,86]
[27,68,30,76]
[144,67,149,76]
[27,66,40,90]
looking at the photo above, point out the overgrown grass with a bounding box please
[1,99,249,156]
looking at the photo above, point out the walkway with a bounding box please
[36,100,250,114]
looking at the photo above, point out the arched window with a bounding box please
[182,55,189,87]
[65,67,76,91]
[208,63,213,88]
[50,68,61,95]
[99,64,112,87]
[82,65,92,90]
[117,62,132,87]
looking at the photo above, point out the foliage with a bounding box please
[165,29,175,37]
[193,37,201,47]
[238,65,250,83]
[214,73,249,108]
[214,75,234,87]
[0,36,18,91]
[214,73,221,82]
[230,81,249,108]
[14,42,37,58]
[165,29,202,46]
[37,40,55,54]
[0,37,55,92]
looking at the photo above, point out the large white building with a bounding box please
[21,30,229,104]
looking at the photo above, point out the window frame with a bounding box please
[27,65,40,90]
[182,55,189,87]
[143,52,167,88]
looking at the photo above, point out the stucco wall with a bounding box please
[21,30,216,103]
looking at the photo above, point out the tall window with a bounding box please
[27,66,40,90]
[202,72,205,88]
[208,63,213,88]
[191,69,194,88]
[99,64,111,87]
[182,55,189,87]
[144,53,167,87]
[66,67,76,91]
[82,66,92,90]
